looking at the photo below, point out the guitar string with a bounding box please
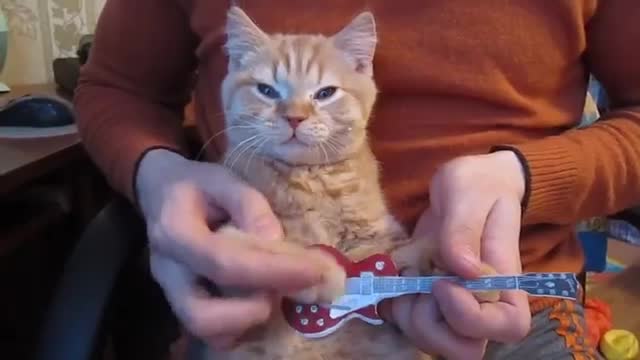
[346,274,576,295]
[371,277,575,293]
[371,276,517,293]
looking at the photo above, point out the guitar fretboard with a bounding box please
[343,272,578,300]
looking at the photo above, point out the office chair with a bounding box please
[35,197,179,360]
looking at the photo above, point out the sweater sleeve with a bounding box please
[74,0,198,203]
[504,0,640,226]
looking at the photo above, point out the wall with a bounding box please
[0,0,106,86]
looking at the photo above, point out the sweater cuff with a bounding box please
[490,145,532,214]
[491,138,579,225]
[131,145,190,210]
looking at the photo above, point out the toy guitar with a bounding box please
[281,245,579,339]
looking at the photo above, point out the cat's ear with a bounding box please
[224,6,269,70]
[331,12,377,76]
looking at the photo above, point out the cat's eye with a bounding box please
[257,83,280,99]
[314,86,338,100]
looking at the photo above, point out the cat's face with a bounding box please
[221,7,378,166]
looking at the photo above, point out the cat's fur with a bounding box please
[205,7,433,359]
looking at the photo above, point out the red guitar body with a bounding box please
[281,244,398,339]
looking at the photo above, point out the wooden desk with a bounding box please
[0,83,108,251]
[0,84,83,196]
[0,84,95,359]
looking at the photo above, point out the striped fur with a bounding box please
[205,7,433,360]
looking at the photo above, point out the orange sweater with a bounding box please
[75,0,640,274]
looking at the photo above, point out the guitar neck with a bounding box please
[345,272,579,300]
[372,275,519,294]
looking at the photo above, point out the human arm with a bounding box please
[382,3,640,358]
[74,0,197,202]
[500,0,640,226]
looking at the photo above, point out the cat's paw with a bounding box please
[389,239,436,276]
[391,239,500,303]
[214,225,346,303]
[214,223,254,242]
[431,263,500,302]
[287,248,346,304]
[430,264,499,302]
[472,263,500,303]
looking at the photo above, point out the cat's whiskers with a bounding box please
[325,137,343,155]
[226,135,267,173]
[194,109,269,161]
[318,142,330,164]
[244,137,270,173]
[223,134,261,168]
[225,135,263,170]
[196,124,259,160]
[229,136,264,174]
[234,113,268,122]
[210,108,264,119]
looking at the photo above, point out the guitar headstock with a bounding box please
[517,272,579,300]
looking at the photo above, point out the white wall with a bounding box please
[0,0,106,85]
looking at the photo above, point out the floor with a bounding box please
[587,239,640,353]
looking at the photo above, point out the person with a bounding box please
[73,1,640,359]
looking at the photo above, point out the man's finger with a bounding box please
[209,238,327,290]
[165,228,326,293]
[179,292,273,341]
[407,294,487,360]
[478,197,531,341]
[151,252,274,339]
[481,197,522,275]
[389,294,420,333]
[433,280,531,342]
[437,194,493,278]
[151,185,325,292]
[205,335,239,351]
[377,266,421,324]
[432,197,531,342]
[197,164,283,241]
[176,230,324,291]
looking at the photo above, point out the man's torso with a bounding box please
[182,0,598,272]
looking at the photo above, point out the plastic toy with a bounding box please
[281,245,580,339]
[600,329,639,360]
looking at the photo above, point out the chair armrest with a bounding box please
[35,197,146,360]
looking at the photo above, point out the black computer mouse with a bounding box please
[0,95,75,128]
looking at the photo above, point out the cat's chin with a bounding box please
[267,138,364,166]
[270,147,354,167]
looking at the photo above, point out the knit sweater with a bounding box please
[74,0,640,274]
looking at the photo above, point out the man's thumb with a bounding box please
[199,165,283,242]
[223,187,282,242]
[438,234,483,279]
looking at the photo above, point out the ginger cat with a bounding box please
[204,6,434,360]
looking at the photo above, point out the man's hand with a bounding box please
[383,151,532,359]
[136,149,330,349]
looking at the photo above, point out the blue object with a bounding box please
[608,219,640,246]
[0,95,75,128]
[578,228,609,273]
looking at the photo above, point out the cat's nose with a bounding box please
[286,116,307,129]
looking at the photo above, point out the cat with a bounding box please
[203,6,435,360]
